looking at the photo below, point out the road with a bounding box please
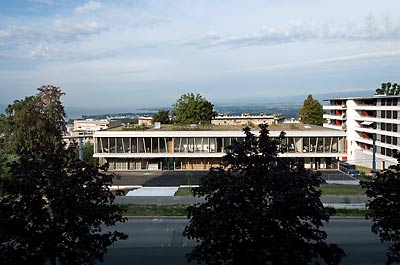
[100,218,391,265]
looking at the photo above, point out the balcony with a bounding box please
[323,123,346,131]
[323,114,346,121]
[323,105,347,110]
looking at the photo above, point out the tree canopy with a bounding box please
[298,94,324,126]
[3,85,66,155]
[0,85,127,265]
[184,124,345,265]
[375,82,400,96]
[361,155,400,264]
[171,93,217,124]
[152,109,172,124]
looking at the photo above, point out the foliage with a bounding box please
[361,155,400,264]
[171,93,217,124]
[3,85,66,154]
[0,85,127,265]
[375,82,400,95]
[152,109,172,124]
[298,94,324,126]
[184,124,345,265]
[0,144,127,265]
[74,142,99,166]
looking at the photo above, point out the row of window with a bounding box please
[380,98,398,106]
[94,136,346,154]
[380,147,398,157]
[380,110,398,119]
[380,123,398,132]
[380,135,399,146]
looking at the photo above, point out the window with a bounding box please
[386,148,392,157]
[394,124,398,132]
[387,123,392,131]
[381,110,385,118]
[387,98,392,106]
[381,123,386,130]
[387,111,392,119]
[394,98,398,106]
[394,137,398,146]
[381,135,385,143]
[381,147,385,155]
[387,136,392,145]
[381,99,386,106]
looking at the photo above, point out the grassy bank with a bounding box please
[118,204,368,217]
[119,204,188,216]
[319,184,366,196]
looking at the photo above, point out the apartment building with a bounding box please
[323,95,400,170]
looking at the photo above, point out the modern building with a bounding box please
[323,95,400,170]
[73,119,121,132]
[138,116,154,126]
[93,124,346,171]
[211,113,285,126]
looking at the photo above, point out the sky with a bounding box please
[1,0,400,114]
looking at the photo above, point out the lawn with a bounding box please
[319,184,366,196]
[118,204,368,217]
[174,187,193,196]
[119,204,188,216]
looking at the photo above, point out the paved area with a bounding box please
[115,196,204,205]
[126,187,179,196]
[110,169,358,186]
[111,171,206,186]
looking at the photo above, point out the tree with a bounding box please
[74,142,99,166]
[171,93,217,124]
[3,85,66,155]
[0,85,127,265]
[361,154,400,264]
[152,109,172,124]
[375,82,400,96]
[184,124,345,265]
[298,94,324,126]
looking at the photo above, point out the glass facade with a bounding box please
[95,136,346,155]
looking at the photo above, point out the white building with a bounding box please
[93,124,346,171]
[211,114,285,126]
[323,95,400,170]
[73,119,121,132]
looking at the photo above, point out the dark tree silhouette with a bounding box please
[0,85,127,265]
[361,154,400,264]
[184,124,345,265]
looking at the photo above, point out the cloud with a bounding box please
[191,15,400,48]
[75,1,103,13]
[30,0,54,4]
[215,50,400,75]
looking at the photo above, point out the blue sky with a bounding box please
[1,0,400,112]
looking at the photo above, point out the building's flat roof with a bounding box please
[107,123,336,132]
[324,95,400,101]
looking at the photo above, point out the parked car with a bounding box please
[339,161,360,178]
